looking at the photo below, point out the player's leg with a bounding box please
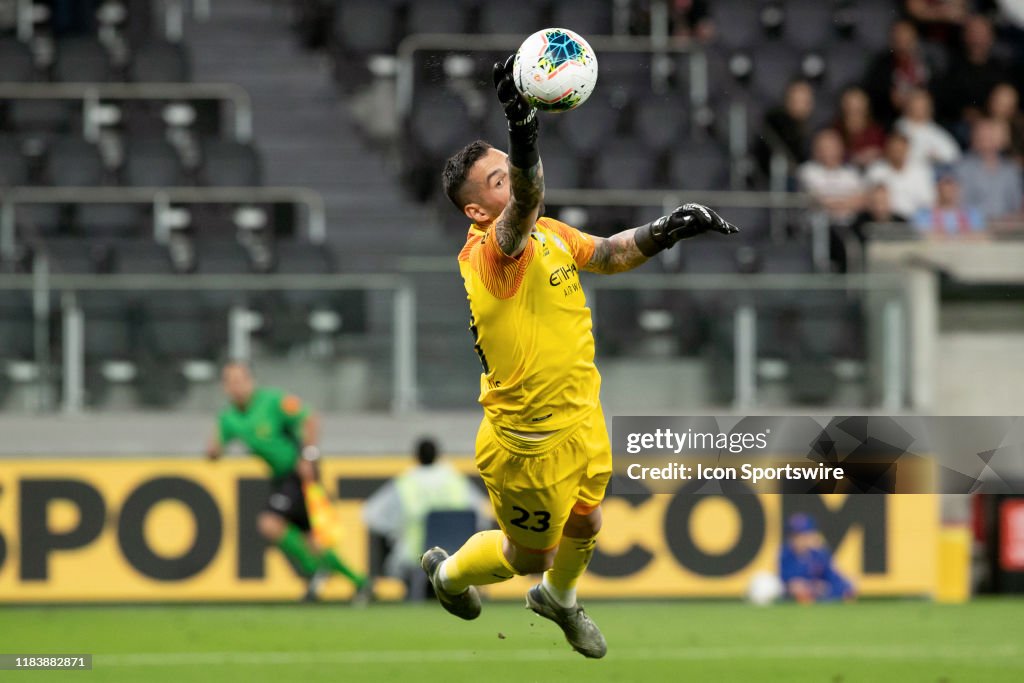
[525,407,612,658]
[283,472,368,590]
[258,510,322,576]
[422,419,567,619]
[541,504,602,609]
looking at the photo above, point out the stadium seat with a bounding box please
[598,51,657,101]
[0,39,37,83]
[668,141,730,191]
[708,0,764,50]
[124,138,185,186]
[556,93,621,157]
[780,0,837,51]
[409,94,474,159]
[535,134,582,189]
[551,2,612,36]
[46,137,105,186]
[407,509,478,599]
[53,38,115,83]
[76,204,147,239]
[478,0,547,37]
[821,42,869,99]
[405,0,469,35]
[632,93,690,153]
[0,138,29,186]
[0,291,34,361]
[332,0,399,54]
[7,100,79,135]
[592,138,661,190]
[192,239,253,309]
[843,0,900,52]
[129,41,191,82]
[750,43,803,103]
[200,139,262,186]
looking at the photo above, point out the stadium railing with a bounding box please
[0,270,417,414]
[0,82,253,143]
[0,267,910,415]
[0,186,328,257]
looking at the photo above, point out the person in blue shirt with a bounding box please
[779,513,856,603]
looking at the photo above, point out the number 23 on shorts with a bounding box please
[510,506,551,532]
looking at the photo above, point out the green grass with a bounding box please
[2,600,1022,683]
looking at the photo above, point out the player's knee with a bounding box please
[503,539,555,574]
[564,507,602,538]
[257,511,286,541]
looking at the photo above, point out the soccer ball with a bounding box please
[512,28,598,113]
[746,572,784,606]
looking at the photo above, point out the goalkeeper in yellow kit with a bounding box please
[421,56,739,658]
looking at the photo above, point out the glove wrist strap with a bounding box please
[634,220,666,257]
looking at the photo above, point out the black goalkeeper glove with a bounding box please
[634,203,740,257]
[493,54,539,168]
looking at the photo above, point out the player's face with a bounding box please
[222,365,255,406]
[463,148,512,224]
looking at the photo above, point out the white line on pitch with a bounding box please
[98,644,1024,667]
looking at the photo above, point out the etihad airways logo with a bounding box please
[549,262,579,286]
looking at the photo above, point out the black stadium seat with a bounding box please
[333,0,399,54]
[201,139,262,186]
[129,41,191,82]
[781,0,837,51]
[124,138,185,186]
[0,39,36,83]
[633,93,690,153]
[668,141,730,191]
[478,0,547,37]
[46,137,105,186]
[406,0,469,35]
[551,2,612,37]
[53,38,115,83]
[708,0,764,50]
[592,137,660,190]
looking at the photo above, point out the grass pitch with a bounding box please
[2,599,1022,683]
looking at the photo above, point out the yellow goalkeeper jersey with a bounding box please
[458,216,600,433]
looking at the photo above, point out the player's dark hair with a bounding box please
[442,140,493,212]
[416,438,439,466]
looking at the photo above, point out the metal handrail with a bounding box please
[0,271,418,416]
[0,82,253,141]
[0,186,327,256]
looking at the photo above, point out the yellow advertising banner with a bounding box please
[0,457,939,602]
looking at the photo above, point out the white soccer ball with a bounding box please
[512,28,598,113]
[746,572,784,606]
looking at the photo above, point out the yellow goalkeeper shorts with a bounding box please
[474,404,612,552]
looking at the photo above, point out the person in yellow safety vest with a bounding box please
[363,438,487,585]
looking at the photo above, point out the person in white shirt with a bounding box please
[363,438,487,589]
[865,132,937,219]
[798,129,865,226]
[896,88,961,167]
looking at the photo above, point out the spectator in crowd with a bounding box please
[936,14,1012,129]
[896,88,962,167]
[833,87,887,168]
[913,167,986,237]
[864,20,934,125]
[955,117,1024,221]
[866,132,938,219]
[987,82,1024,163]
[852,183,908,241]
[798,129,864,227]
[905,0,969,44]
[362,438,486,590]
[780,513,855,604]
[755,79,815,179]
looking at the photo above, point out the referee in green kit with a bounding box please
[205,361,368,601]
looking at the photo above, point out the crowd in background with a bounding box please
[750,6,1024,242]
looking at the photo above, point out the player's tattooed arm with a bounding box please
[494,160,544,256]
[584,228,649,274]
